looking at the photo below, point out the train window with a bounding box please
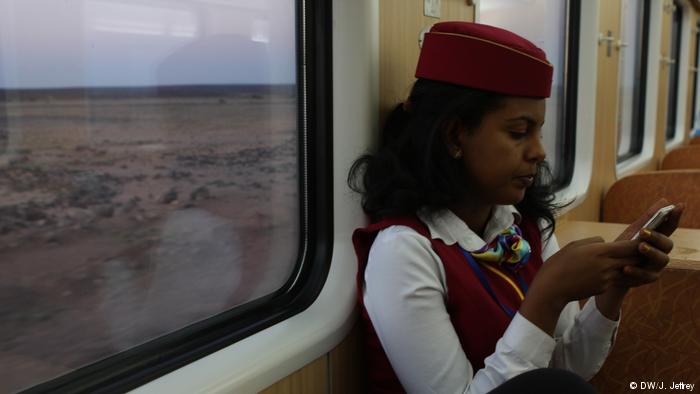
[479,0,579,188]
[691,22,700,132]
[0,0,331,392]
[616,0,650,162]
[665,0,683,141]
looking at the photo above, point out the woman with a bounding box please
[349,22,683,393]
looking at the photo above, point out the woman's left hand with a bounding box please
[614,200,685,288]
[614,229,674,288]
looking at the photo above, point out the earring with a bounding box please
[453,150,462,159]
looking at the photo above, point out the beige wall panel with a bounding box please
[379,0,474,124]
[259,355,328,394]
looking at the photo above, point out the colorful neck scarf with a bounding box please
[469,224,531,272]
[460,224,532,316]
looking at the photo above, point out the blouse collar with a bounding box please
[417,205,522,252]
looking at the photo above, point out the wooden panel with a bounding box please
[329,321,365,394]
[259,355,328,394]
[379,0,474,124]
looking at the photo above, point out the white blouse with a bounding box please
[362,206,619,394]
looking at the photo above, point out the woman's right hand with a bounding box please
[536,237,641,302]
[519,237,640,335]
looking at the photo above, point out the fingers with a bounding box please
[607,257,641,270]
[613,237,672,289]
[620,264,662,285]
[638,241,671,270]
[638,229,674,254]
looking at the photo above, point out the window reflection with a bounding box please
[89,1,198,37]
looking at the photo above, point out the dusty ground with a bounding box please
[0,90,299,393]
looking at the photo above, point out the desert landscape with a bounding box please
[0,85,299,393]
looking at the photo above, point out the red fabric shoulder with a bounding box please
[352,216,430,296]
[351,216,431,393]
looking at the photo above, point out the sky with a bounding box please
[0,0,296,88]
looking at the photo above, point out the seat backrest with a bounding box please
[660,145,700,170]
[689,135,700,145]
[602,170,700,228]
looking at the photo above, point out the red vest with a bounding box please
[352,215,544,394]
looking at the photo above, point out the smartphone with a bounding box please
[631,204,675,240]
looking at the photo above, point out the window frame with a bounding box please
[552,0,600,210]
[556,0,581,189]
[617,0,665,176]
[665,0,693,149]
[616,0,651,163]
[128,1,377,392]
[22,0,334,392]
[689,21,700,131]
[665,0,684,142]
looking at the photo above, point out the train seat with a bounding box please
[597,173,700,392]
[660,145,700,170]
[689,135,700,145]
[590,266,700,393]
[602,170,700,229]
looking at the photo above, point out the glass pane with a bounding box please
[0,1,299,392]
[616,0,645,159]
[480,0,568,178]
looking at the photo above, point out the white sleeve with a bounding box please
[542,233,620,378]
[363,226,557,394]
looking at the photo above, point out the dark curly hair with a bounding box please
[347,78,562,237]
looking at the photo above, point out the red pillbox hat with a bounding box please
[415,22,553,98]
